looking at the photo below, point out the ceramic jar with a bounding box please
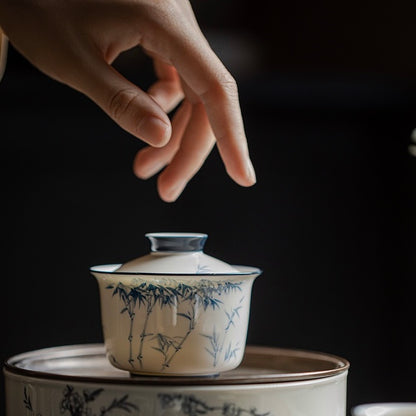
[90,233,262,376]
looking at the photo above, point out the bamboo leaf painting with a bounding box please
[23,385,138,416]
[106,279,243,370]
[158,393,272,416]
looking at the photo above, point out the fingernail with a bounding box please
[162,184,184,203]
[137,116,170,147]
[246,160,257,184]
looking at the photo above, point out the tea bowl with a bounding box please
[352,403,416,416]
[4,344,349,416]
[90,232,262,376]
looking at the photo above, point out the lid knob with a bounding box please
[146,232,208,253]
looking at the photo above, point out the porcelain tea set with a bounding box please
[91,232,261,376]
[4,232,414,415]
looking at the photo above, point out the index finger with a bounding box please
[161,21,256,186]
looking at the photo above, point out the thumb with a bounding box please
[72,58,171,147]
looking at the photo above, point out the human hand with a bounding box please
[0,0,256,201]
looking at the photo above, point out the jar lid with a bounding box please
[110,232,246,275]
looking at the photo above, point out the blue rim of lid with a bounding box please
[90,233,261,275]
[89,264,262,276]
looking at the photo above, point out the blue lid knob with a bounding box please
[146,232,208,252]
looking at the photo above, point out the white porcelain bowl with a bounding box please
[352,403,416,416]
[4,344,350,416]
[90,233,261,376]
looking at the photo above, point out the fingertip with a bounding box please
[159,192,179,203]
[226,158,257,187]
[133,150,149,180]
[232,175,256,188]
[244,159,257,186]
[157,175,185,203]
[136,116,171,147]
[133,151,166,180]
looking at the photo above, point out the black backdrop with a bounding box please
[1,0,416,414]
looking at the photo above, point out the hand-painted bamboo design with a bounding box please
[107,279,242,370]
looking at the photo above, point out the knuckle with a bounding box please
[221,73,238,93]
[108,88,139,121]
[204,72,239,103]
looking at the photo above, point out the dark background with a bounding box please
[1,0,416,414]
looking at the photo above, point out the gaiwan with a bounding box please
[90,232,262,376]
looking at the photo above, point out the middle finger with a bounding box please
[157,101,216,202]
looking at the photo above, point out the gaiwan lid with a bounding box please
[108,232,253,275]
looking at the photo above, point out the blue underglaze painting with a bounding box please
[24,385,137,415]
[22,387,273,416]
[106,279,244,370]
[158,393,272,416]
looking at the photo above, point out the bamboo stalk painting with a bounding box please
[106,279,244,371]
